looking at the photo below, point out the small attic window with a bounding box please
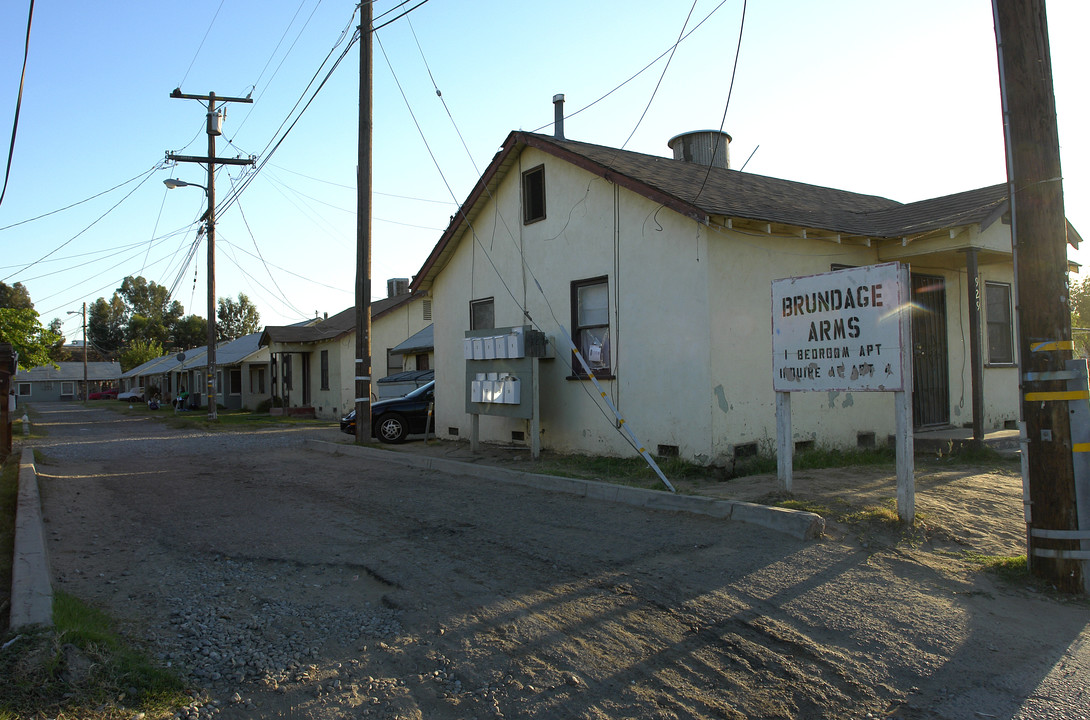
[522,165,546,224]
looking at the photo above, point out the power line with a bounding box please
[372,0,432,33]
[0,0,35,209]
[1,165,160,283]
[177,0,227,88]
[0,165,165,233]
[621,0,699,150]
[529,0,734,135]
[692,0,747,203]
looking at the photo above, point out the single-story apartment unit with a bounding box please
[14,361,123,402]
[409,127,1080,465]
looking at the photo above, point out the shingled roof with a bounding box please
[260,294,417,347]
[412,131,1044,292]
[525,133,1014,237]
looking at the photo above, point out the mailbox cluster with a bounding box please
[471,372,521,405]
[463,328,526,360]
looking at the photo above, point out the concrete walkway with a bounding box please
[9,448,52,629]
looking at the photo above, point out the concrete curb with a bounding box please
[10,447,53,628]
[304,440,826,541]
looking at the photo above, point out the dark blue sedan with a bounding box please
[340,381,435,443]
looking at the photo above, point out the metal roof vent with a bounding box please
[667,130,731,169]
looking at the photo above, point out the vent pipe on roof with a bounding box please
[668,130,731,169]
[553,94,565,140]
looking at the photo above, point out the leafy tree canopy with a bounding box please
[120,338,164,373]
[217,293,261,341]
[1071,275,1090,357]
[0,281,34,309]
[88,295,127,358]
[118,276,183,347]
[0,308,64,369]
[172,314,208,350]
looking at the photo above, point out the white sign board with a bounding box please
[772,263,909,392]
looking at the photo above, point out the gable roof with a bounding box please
[16,361,122,383]
[390,324,434,355]
[259,294,418,347]
[412,131,1060,292]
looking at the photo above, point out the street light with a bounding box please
[164,176,217,420]
[66,302,87,402]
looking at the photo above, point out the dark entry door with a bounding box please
[911,274,950,428]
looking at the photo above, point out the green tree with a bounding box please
[118,276,183,347]
[1071,275,1090,357]
[172,314,208,350]
[88,295,127,358]
[47,317,67,361]
[0,308,64,369]
[0,281,34,309]
[120,338,164,373]
[217,293,261,341]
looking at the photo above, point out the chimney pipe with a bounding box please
[553,94,565,140]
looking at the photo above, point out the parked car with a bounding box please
[117,387,145,402]
[88,388,118,400]
[340,381,435,443]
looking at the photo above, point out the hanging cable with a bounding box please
[692,0,747,203]
[0,0,35,208]
[178,0,227,87]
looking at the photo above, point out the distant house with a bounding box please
[260,285,432,419]
[120,334,270,410]
[409,129,1081,464]
[14,361,122,402]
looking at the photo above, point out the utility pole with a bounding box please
[993,0,1082,591]
[355,4,373,443]
[66,302,87,401]
[80,302,87,401]
[166,89,254,421]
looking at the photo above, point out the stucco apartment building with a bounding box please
[410,127,1080,465]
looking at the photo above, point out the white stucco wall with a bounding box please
[427,146,1022,463]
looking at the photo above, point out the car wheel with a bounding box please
[375,413,408,443]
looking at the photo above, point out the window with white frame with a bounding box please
[986,281,1014,364]
[571,276,611,377]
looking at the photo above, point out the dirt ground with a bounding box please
[20,405,1090,719]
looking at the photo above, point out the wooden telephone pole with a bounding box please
[355,3,373,443]
[993,0,1083,591]
[167,90,254,420]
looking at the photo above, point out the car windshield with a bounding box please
[404,382,434,399]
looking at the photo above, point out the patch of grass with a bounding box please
[0,592,187,719]
[959,552,1030,583]
[922,442,1017,469]
[731,445,896,479]
[530,453,717,490]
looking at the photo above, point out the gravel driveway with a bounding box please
[23,403,1090,719]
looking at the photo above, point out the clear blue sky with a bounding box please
[1,0,1086,343]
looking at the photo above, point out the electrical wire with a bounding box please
[1,165,160,283]
[0,0,34,208]
[376,29,643,452]
[234,197,306,317]
[178,0,227,88]
[231,0,330,138]
[620,0,699,150]
[372,0,432,33]
[0,165,164,233]
[529,0,734,135]
[692,0,747,203]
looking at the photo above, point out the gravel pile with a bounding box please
[141,556,403,719]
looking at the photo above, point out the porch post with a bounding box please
[963,248,985,443]
[776,391,792,491]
